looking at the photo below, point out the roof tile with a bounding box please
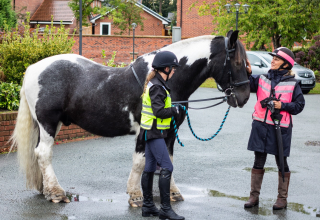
[30,0,74,22]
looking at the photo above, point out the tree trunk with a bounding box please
[272,7,281,49]
[128,20,131,35]
[272,20,281,49]
[75,19,79,34]
[272,34,281,49]
[258,43,267,51]
[152,0,157,12]
[159,0,162,15]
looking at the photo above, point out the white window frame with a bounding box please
[100,22,111,35]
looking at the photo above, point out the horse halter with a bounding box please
[223,37,250,97]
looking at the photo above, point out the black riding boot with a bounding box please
[142,171,159,217]
[159,169,184,220]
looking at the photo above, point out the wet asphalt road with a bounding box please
[0,88,320,220]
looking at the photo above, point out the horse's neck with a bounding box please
[164,37,214,100]
[134,36,215,100]
[168,63,210,101]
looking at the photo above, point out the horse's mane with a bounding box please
[209,35,247,63]
[165,35,247,63]
[139,35,247,66]
[234,39,248,63]
[163,35,216,51]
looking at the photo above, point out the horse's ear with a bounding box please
[228,30,239,48]
[226,30,233,38]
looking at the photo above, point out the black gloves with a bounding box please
[173,104,185,114]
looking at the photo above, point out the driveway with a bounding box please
[0,88,319,220]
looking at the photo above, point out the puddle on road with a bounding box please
[208,189,320,217]
[305,141,320,146]
[66,192,113,203]
[243,167,297,173]
[208,190,248,201]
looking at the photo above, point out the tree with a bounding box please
[68,0,108,33]
[108,0,144,35]
[142,0,177,17]
[0,0,17,30]
[191,0,320,50]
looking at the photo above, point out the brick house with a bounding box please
[176,0,217,38]
[13,0,171,36]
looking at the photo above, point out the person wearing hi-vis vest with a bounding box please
[244,47,305,210]
[139,51,184,220]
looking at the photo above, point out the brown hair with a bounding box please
[143,70,156,93]
[285,69,295,76]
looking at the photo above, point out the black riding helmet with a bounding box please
[268,47,295,70]
[152,51,180,77]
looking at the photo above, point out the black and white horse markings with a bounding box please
[11,30,250,204]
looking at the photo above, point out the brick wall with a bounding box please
[55,125,93,141]
[95,11,165,36]
[177,0,217,38]
[72,35,172,64]
[0,112,96,152]
[0,112,16,151]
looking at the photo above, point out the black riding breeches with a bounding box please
[144,138,173,173]
[253,151,290,172]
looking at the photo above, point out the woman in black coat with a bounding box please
[244,47,305,210]
[139,51,184,220]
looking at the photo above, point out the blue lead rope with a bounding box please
[172,105,231,147]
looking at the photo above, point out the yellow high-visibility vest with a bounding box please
[141,81,172,130]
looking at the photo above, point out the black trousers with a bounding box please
[253,151,290,172]
[144,138,173,173]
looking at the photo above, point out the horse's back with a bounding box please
[24,54,110,101]
[22,54,142,137]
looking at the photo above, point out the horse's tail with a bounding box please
[10,82,43,192]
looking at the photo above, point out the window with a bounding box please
[100,23,111,35]
[247,54,261,65]
[260,54,273,64]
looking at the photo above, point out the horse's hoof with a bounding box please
[52,199,60,203]
[129,197,143,207]
[170,192,184,202]
[51,196,70,203]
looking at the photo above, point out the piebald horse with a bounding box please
[11,30,250,204]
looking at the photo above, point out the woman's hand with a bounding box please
[246,59,252,76]
[273,101,282,109]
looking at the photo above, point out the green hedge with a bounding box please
[0,13,75,85]
[0,82,21,110]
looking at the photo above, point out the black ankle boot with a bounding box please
[159,169,184,220]
[141,171,159,217]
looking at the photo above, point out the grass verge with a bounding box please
[201,78,320,94]
[309,83,320,94]
[200,78,217,88]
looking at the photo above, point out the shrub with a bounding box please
[314,70,320,81]
[0,13,75,84]
[0,82,21,111]
[294,35,320,74]
[102,50,126,67]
